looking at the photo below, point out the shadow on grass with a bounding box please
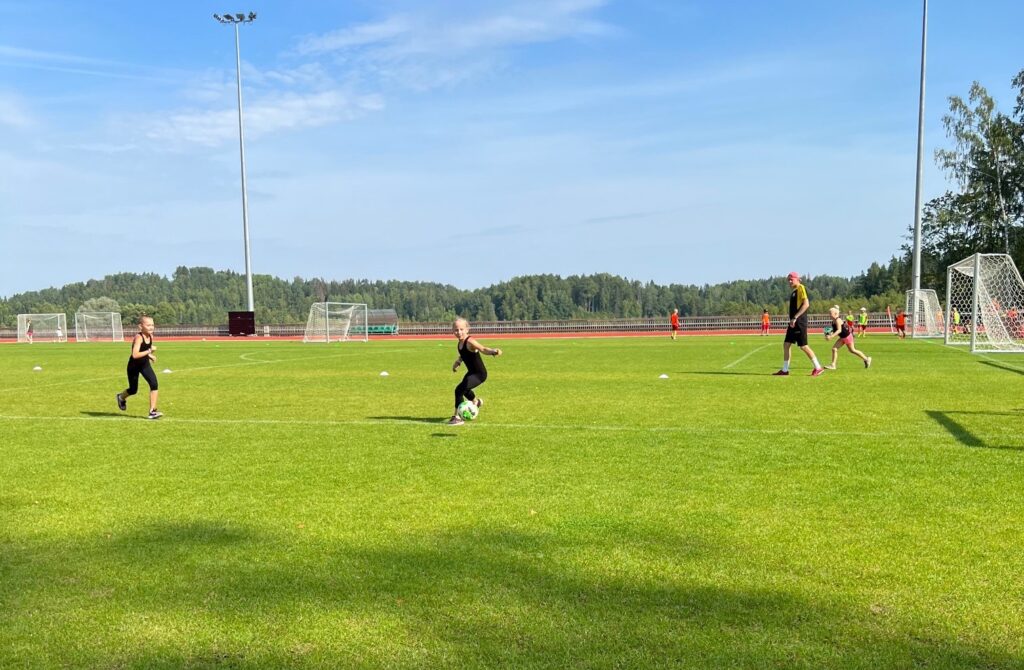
[926,409,1024,451]
[80,411,140,419]
[369,415,447,425]
[675,371,771,377]
[979,360,1024,376]
[1,519,1020,668]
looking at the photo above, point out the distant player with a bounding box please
[26,319,33,344]
[116,315,163,420]
[845,308,855,335]
[773,272,824,376]
[895,310,907,339]
[448,317,502,426]
[824,306,871,370]
[55,325,63,341]
[952,307,961,334]
[761,309,771,336]
[670,308,680,341]
[857,307,869,336]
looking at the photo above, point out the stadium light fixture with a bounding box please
[213,10,258,313]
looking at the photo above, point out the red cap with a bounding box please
[787,271,800,281]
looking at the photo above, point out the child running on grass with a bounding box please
[116,315,163,419]
[824,306,871,370]
[448,317,502,426]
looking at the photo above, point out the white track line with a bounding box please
[0,413,1010,442]
[723,343,772,369]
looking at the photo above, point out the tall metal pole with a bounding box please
[910,0,928,337]
[215,13,257,313]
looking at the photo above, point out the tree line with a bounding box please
[1,263,912,328]
[2,69,1021,328]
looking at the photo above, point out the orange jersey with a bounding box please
[670,313,680,328]
[761,313,770,326]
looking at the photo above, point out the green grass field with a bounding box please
[1,334,1022,669]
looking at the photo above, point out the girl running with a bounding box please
[116,315,163,419]
[448,317,502,426]
[824,306,871,370]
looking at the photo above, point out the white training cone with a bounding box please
[33,366,42,371]
[658,374,669,379]
[163,369,173,374]
[379,371,389,377]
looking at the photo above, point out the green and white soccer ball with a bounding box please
[457,400,479,421]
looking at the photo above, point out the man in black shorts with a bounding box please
[773,272,824,377]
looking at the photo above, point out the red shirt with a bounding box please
[895,313,906,327]
[670,313,680,328]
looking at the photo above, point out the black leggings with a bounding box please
[454,372,486,411]
[126,363,158,395]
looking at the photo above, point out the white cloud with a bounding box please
[295,1,613,89]
[0,93,34,128]
[142,90,385,147]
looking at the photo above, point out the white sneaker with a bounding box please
[864,357,872,369]
[148,410,163,420]
[824,365,836,370]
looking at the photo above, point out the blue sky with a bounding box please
[2,0,1022,296]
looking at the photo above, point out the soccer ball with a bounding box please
[823,326,834,336]
[457,400,479,421]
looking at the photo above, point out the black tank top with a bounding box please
[129,334,153,366]
[458,338,486,376]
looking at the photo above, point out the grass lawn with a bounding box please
[1,334,1022,668]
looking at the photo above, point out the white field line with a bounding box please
[723,343,773,369]
[921,338,1024,371]
[0,412,1003,442]
[0,348,408,395]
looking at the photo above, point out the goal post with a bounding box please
[303,303,369,343]
[18,313,67,343]
[945,253,1024,353]
[905,289,945,338]
[74,311,125,342]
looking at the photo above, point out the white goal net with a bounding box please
[74,311,124,342]
[945,253,1024,353]
[905,289,945,338]
[303,302,369,343]
[18,313,67,343]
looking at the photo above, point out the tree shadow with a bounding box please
[2,519,1020,668]
[925,409,1024,451]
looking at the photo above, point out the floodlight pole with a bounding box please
[214,12,257,313]
[910,0,927,338]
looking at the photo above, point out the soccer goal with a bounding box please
[303,303,369,343]
[905,289,945,338]
[945,253,1024,353]
[18,313,67,343]
[74,311,125,342]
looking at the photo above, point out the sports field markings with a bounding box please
[1,412,1014,443]
[723,343,772,369]
[0,348,419,395]
[921,338,1024,372]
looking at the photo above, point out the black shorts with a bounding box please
[784,323,808,347]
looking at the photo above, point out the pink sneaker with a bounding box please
[772,370,789,376]
[446,415,465,426]
[810,367,824,377]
